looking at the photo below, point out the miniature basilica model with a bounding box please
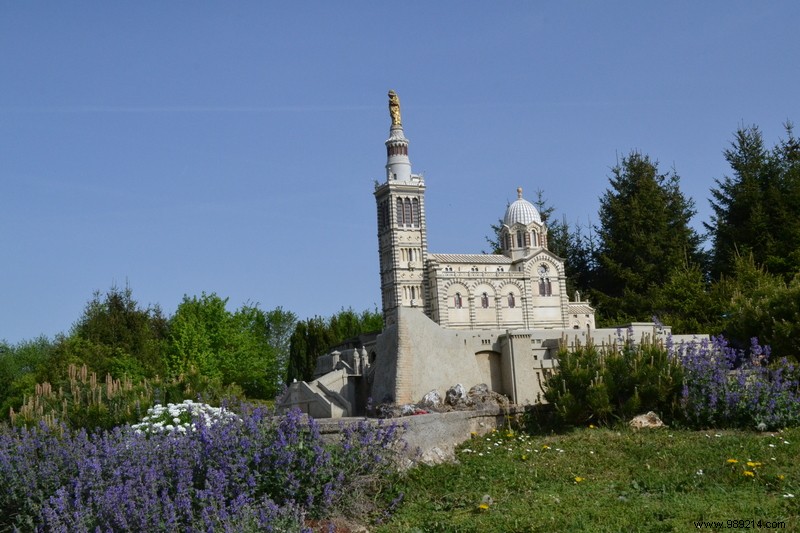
[280,91,672,418]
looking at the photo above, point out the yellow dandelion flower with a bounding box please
[746,461,762,468]
[743,470,755,477]
[589,424,595,429]
[542,445,551,450]
[574,476,585,483]
[778,474,785,480]
[521,454,528,461]
[506,431,514,437]
[726,459,738,464]
[478,503,490,511]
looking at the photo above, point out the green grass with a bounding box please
[377,426,800,532]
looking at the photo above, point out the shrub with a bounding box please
[131,400,239,435]
[0,405,403,531]
[9,364,243,431]
[543,332,684,428]
[544,333,800,432]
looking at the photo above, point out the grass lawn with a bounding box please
[377,426,800,532]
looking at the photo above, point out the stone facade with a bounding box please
[279,92,697,418]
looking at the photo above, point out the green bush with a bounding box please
[543,336,683,428]
[9,364,243,431]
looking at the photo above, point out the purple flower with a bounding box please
[0,403,403,531]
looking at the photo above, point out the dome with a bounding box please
[503,188,541,226]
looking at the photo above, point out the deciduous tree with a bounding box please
[167,293,283,399]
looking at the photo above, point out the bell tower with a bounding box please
[374,90,428,325]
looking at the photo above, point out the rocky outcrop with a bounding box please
[375,383,510,418]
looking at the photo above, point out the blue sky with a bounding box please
[2,2,798,343]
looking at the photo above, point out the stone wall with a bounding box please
[315,405,525,466]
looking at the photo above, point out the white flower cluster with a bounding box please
[132,400,239,435]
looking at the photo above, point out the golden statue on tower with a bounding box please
[388,90,402,126]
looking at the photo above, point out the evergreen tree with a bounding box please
[484,218,504,255]
[66,285,169,379]
[286,308,383,383]
[652,261,722,334]
[593,152,703,323]
[263,307,297,385]
[707,123,800,279]
[709,254,800,359]
[287,316,334,384]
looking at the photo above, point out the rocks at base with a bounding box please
[468,383,489,396]
[467,383,510,411]
[375,402,399,418]
[629,411,665,429]
[445,384,467,407]
[420,389,443,409]
[375,383,510,418]
[400,404,417,416]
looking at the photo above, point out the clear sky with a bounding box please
[2,2,798,344]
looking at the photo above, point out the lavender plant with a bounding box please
[670,336,800,429]
[544,332,800,431]
[0,406,403,531]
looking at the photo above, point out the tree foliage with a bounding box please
[0,337,55,421]
[47,285,170,382]
[715,254,800,359]
[707,124,800,280]
[1,286,298,424]
[544,338,684,427]
[593,152,704,323]
[651,261,722,335]
[167,293,286,399]
[287,308,383,383]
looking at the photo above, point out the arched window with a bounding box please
[481,292,489,308]
[516,230,523,248]
[404,198,412,226]
[412,198,420,227]
[538,264,552,296]
[396,198,404,225]
[531,231,538,247]
[454,292,462,309]
[508,292,515,308]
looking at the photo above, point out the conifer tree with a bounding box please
[707,124,800,279]
[286,309,382,384]
[593,152,703,323]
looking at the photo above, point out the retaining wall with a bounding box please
[315,406,526,465]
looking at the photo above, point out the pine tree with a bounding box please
[593,152,703,323]
[707,123,800,279]
[286,309,382,384]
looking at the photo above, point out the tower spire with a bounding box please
[374,91,428,325]
[385,90,412,182]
